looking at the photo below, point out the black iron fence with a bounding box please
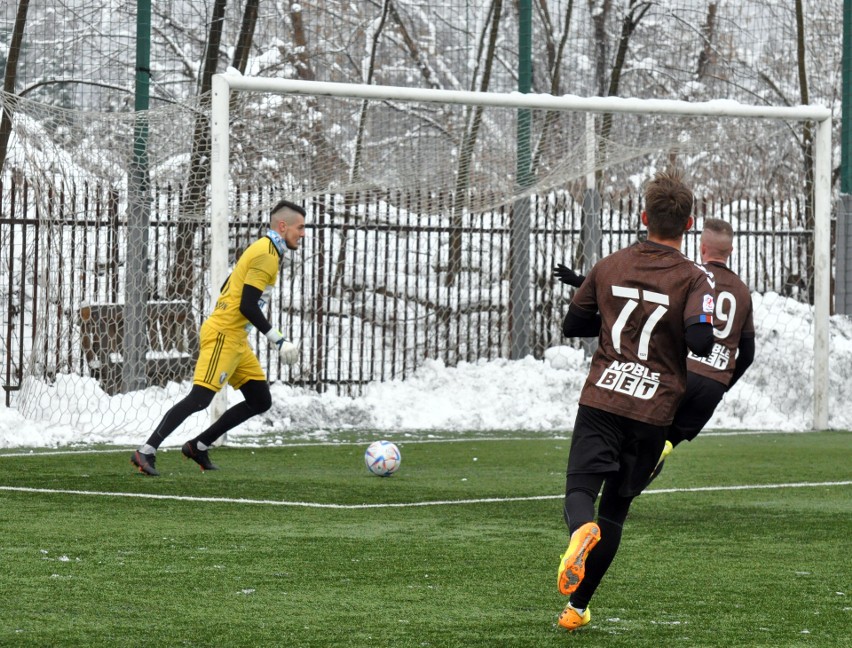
[0,179,815,402]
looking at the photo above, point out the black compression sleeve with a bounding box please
[562,306,602,338]
[684,322,714,357]
[240,284,273,334]
[727,335,755,389]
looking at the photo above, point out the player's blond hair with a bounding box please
[701,217,734,256]
[702,217,733,239]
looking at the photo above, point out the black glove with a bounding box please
[553,264,585,288]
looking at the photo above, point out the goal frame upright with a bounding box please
[209,73,833,430]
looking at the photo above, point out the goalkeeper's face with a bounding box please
[281,213,307,250]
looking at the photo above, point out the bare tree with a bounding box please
[169,0,228,300]
[387,1,442,90]
[600,1,652,142]
[0,0,30,174]
[446,0,504,288]
[232,0,259,75]
[795,0,815,303]
[531,0,575,175]
[589,0,612,97]
[350,1,392,186]
[278,1,348,191]
[696,2,718,81]
[530,0,576,353]
[287,1,315,82]
[331,0,392,298]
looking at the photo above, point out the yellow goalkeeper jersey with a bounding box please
[206,235,281,337]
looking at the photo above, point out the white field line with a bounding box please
[0,428,820,458]
[0,481,849,510]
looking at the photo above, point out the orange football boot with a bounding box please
[557,522,601,595]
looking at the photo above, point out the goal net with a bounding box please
[3,78,832,441]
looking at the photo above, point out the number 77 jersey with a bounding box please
[569,240,716,426]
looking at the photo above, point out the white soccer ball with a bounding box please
[364,440,401,477]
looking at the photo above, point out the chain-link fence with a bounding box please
[0,1,843,433]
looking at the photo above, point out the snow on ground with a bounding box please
[1,292,849,449]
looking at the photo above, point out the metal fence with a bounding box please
[0,179,814,403]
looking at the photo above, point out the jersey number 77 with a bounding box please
[610,286,670,361]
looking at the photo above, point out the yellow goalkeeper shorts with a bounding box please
[192,321,266,391]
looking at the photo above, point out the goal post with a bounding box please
[210,74,832,430]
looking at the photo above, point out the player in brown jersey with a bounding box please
[554,169,716,631]
[669,218,755,444]
[130,200,306,476]
[554,217,755,481]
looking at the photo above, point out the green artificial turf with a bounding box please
[0,430,849,647]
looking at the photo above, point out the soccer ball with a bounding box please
[364,440,401,477]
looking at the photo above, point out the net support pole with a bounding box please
[581,112,601,270]
[839,0,852,316]
[812,116,831,430]
[842,0,852,193]
[837,195,852,315]
[123,0,152,393]
[511,0,533,360]
[209,74,231,428]
[580,113,600,359]
[510,198,531,359]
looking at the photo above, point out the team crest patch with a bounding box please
[703,294,715,313]
[219,371,228,385]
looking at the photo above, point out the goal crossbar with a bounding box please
[210,74,832,430]
[214,75,831,121]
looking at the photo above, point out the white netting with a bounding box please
[2,85,824,436]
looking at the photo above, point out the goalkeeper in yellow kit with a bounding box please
[131,200,306,476]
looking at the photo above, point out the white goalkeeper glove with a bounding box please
[265,329,299,365]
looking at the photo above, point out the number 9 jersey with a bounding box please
[686,260,755,386]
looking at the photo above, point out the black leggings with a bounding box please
[563,472,635,609]
[668,372,726,446]
[145,380,272,449]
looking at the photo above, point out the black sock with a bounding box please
[194,380,271,448]
[144,385,214,449]
[195,402,255,447]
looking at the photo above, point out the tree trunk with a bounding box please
[332,1,391,299]
[532,0,575,175]
[0,0,30,174]
[387,1,442,90]
[285,0,347,183]
[350,1,391,186]
[599,1,651,166]
[232,0,259,75]
[696,2,718,81]
[532,0,575,353]
[288,2,315,81]
[446,0,503,288]
[170,0,228,300]
[589,0,612,97]
[795,0,815,304]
